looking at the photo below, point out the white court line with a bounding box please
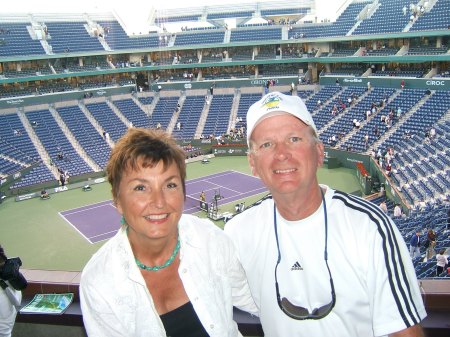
[89,229,119,240]
[62,202,115,216]
[185,171,236,186]
[58,212,93,243]
[61,199,112,213]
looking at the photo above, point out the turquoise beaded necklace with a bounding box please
[126,225,180,272]
[134,237,180,271]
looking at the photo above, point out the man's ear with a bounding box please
[316,142,325,167]
[248,153,259,177]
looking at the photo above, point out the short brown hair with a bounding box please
[106,128,186,202]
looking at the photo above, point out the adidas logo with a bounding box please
[291,261,303,271]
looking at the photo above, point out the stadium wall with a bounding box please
[320,76,450,90]
[0,86,134,109]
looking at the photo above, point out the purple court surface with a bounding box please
[59,171,267,243]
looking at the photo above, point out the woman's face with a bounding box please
[115,158,184,241]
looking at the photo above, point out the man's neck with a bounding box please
[274,185,325,221]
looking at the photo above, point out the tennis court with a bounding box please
[0,157,360,271]
[59,171,267,243]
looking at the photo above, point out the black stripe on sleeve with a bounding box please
[333,191,422,327]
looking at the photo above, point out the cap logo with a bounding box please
[261,94,282,111]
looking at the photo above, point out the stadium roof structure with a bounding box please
[0,0,449,86]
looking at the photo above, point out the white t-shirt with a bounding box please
[225,186,426,337]
[436,254,448,267]
[80,214,257,337]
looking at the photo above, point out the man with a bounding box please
[0,245,23,337]
[410,230,422,258]
[225,92,426,337]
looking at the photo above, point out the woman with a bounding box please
[425,228,436,260]
[435,249,448,276]
[80,128,257,337]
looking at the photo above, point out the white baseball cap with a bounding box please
[246,91,317,145]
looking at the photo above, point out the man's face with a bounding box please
[248,113,324,199]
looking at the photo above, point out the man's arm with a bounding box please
[1,280,22,307]
[389,324,425,337]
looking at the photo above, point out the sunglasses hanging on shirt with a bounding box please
[273,189,336,320]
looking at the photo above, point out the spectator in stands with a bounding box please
[385,162,392,176]
[393,204,403,217]
[59,172,66,186]
[80,128,256,336]
[429,127,436,139]
[225,91,426,337]
[435,248,448,276]
[379,200,388,213]
[0,245,23,337]
[410,230,422,258]
[401,79,405,89]
[373,125,380,139]
[364,133,369,149]
[424,228,437,260]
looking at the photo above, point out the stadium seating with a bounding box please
[174,31,225,46]
[410,0,450,31]
[57,105,111,170]
[150,96,180,130]
[230,27,282,42]
[353,0,412,35]
[0,23,45,57]
[85,102,128,142]
[96,20,166,50]
[112,99,150,129]
[0,114,40,163]
[322,2,367,37]
[171,95,205,139]
[45,22,104,53]
[24,109,92,176]
[202,94,234,137]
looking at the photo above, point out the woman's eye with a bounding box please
[134,185,145,191]
[167,182,178,189]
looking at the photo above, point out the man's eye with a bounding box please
[260,142,273,149]
[289,136,302,143]
[134,185,145,191]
